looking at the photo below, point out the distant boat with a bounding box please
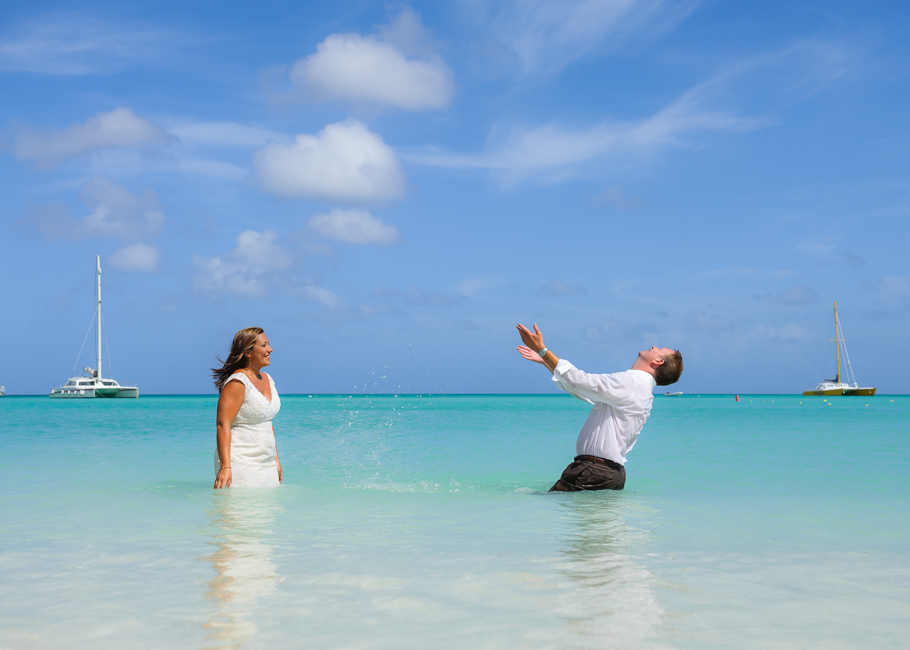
[49,256,139,399]
[664,391,683,396]
[802,301,875,397]
[0,385,5,397]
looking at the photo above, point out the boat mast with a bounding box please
[834,300,840,384]
[96,255,102,380]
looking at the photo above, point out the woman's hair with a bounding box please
[212,327,264,392]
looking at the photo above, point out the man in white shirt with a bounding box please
[516,322,683,491]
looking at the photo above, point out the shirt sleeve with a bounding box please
[550,359,635,406]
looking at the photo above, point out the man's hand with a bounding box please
[516,323,545,351]
[516,322,560,372]
[517,345,546,365]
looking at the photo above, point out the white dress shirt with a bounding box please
[551,359,656,465]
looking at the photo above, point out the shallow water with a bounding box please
[1,394,908,648]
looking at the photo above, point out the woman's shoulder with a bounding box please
[226,372,251,387]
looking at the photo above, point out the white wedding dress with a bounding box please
[214,372,281,487]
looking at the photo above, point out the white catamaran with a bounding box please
[803,301,875,397]
[49,256,139,399]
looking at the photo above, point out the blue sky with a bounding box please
[1,0,908,395]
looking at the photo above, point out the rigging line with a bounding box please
[839,320,857,386]
[71,309,97,376]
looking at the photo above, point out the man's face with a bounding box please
[638,346,675,366]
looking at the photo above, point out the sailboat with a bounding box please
[49,256,139,399]
[802,301,875,397]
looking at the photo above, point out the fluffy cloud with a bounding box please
[253,120,405,202]
[308,208,400,245]
[13,107,173,169]
[80,176,165,238]
[289,34,453,110]
[288,8,453,110]
[109,243,160,272]
[24,176,165,240]
[193,230,295,297]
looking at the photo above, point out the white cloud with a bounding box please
[308,208,400,245]
[109,243,160,272]
[14,108,173,169]
[477,0,695,78]
[253,120,405,202]
[24,176,165,241]
[80,176,166,239]
[288,8,453,110]
[0,13,178,75]
[193,230,295,297]
[377,6,440,57]
[407,84,760,185]
[407,41,851,185]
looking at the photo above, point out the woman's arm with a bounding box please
[273,425,282,483]
[214,380,245,489]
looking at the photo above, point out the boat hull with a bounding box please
[49,385,139,398]
[802,389,844,396]
[96,387,139,398]
[843,387,876,396]
[802,387,876,396]
[50,389,96,398]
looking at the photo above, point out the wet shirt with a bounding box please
[551,360,656,465]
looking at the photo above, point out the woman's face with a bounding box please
[246,333,272,369]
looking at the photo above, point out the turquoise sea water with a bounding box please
[1,394,908,649]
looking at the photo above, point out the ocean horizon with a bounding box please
[2,393,908,648]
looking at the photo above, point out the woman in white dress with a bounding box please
[212,327,282,488]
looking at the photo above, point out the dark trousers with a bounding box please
[549,456,626,492]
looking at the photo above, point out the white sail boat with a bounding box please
[49,256,139,399]
[803,301,875,397]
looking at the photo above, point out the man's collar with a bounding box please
[628,368,657,387]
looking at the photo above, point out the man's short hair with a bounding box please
[654,350,683,386]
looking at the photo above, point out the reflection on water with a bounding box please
[555,494,666,649]
[201,490,283,649]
